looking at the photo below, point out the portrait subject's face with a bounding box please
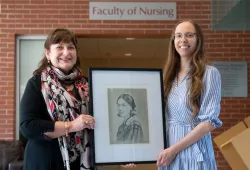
[117,98,132,117]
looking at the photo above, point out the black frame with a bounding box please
[88,68,166,165]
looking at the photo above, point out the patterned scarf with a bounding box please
[41,66,91,170]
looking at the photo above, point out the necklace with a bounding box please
[63,84,74,92]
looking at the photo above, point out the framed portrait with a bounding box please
[88,68,166,165]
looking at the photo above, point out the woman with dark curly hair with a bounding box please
[20,28,95,170]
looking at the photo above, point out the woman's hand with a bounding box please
[121,163,137,168]
[70,114,95,132]
[156,147,177,167]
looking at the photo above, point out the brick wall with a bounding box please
[0,0,249,169]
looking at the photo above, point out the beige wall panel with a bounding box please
[80,58,165,76]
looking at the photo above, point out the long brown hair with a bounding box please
[163,20,206,118]
[33,28,80,75]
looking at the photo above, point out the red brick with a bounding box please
[0,1,249,169]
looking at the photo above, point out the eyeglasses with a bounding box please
[173,32,196,40]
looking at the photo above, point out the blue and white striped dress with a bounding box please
[159,65,222,170]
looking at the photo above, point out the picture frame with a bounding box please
[88,68,166,165]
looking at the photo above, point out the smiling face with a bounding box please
[117,98,132,117]
[174,21,197,59]
[45,42,77,74]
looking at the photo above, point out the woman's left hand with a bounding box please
[156,147,177,167]
[121,163,137,168]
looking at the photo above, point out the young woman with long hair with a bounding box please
[156,20,222,170]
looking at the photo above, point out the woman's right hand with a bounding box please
[156,147,177,167]
[70,114,95,132]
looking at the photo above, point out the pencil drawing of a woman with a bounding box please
[116,94,143,144]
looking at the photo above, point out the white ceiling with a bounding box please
[78,38,169,59]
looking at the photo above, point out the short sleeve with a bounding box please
[194,66,222,128]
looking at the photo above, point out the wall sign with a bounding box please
[212,62,248,97]
[89,2,176,20]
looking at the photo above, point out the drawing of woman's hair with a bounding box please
[117,93,136,116]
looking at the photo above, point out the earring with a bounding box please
[47,60,51,65]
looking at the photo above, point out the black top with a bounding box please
[20,75,80,170]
